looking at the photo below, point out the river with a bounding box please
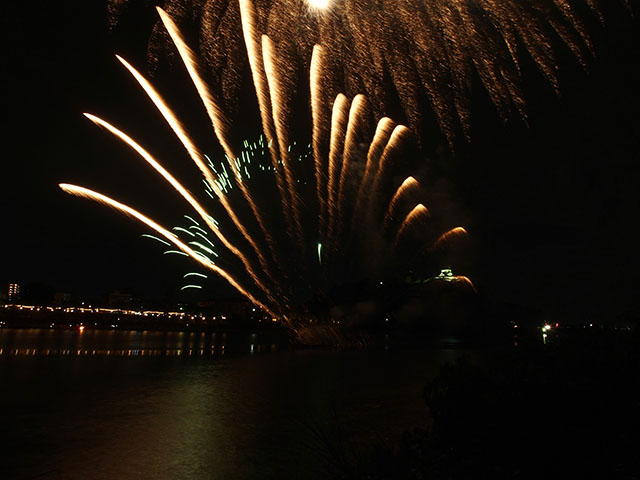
[1,328,465,479]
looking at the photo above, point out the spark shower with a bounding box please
[109,0,630,143]
[62,2,471,327]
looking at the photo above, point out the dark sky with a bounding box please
[2,1,639,322]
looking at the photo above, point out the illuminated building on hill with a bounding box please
[406,267,455,284]
[435,268,454,281]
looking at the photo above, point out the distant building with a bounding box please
[54,292,72,307]
[8,283,20,303]
[196,299,257,320]
[108,291,134,309]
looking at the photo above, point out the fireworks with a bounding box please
[306,0,332,11]
[62,5,471,327]
[59,183,274,314]
[108,0,630,144]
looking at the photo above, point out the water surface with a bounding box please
[1,328,463,479]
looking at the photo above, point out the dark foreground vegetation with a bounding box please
[315,331,640,479]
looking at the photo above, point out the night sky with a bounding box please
[2,1,639,322]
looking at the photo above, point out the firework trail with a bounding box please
[352,117,396,230]
[394,203,431,247]
[262,34,305,248]
[108,0,632,144]
[154,8,235,161]
[63,4,472,324]
[430,227,470,252]
[365,125,413,227]
[310,45,327,234]
[385,176,421,226]
[326,94,350,255]
[238,0,276,146]
[335,94,368,247]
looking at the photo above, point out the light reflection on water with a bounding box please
[0,328,281,357]
[1,328,465,480]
